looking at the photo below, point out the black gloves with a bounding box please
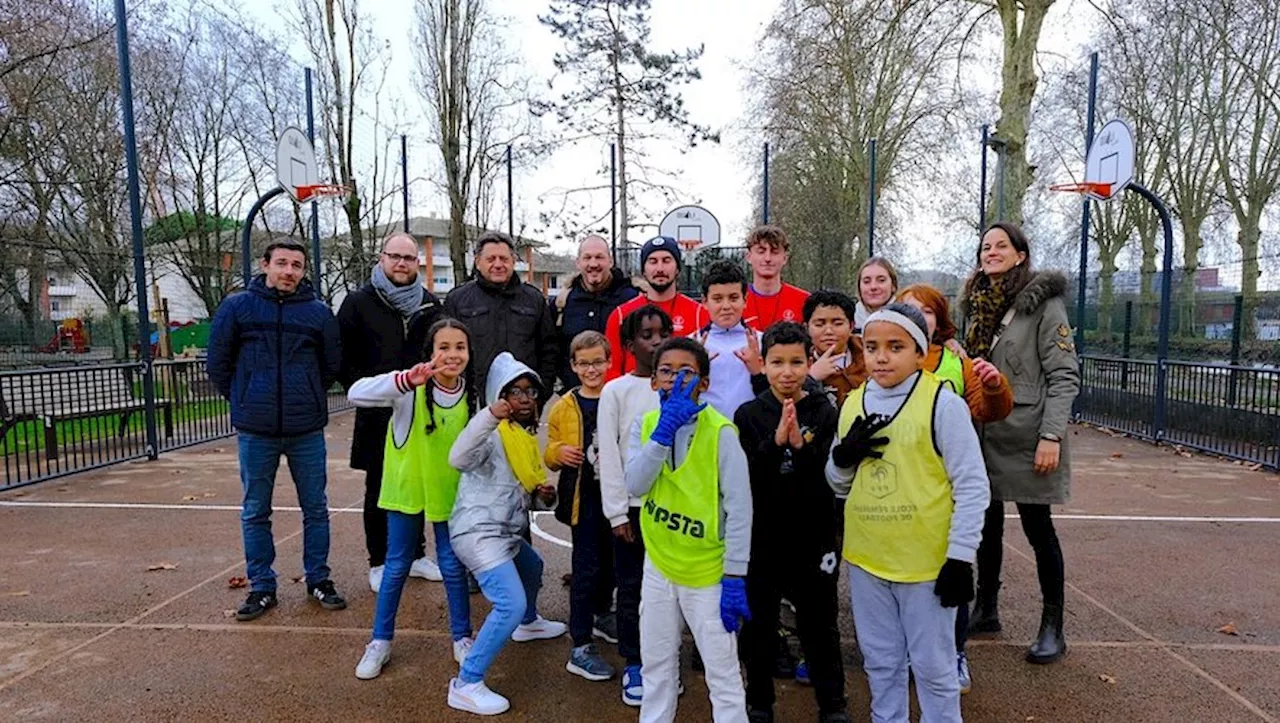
[934,559,974,608]
[831,413,890,469]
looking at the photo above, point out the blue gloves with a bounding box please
[650,370,707,448]
[720,576,751,633]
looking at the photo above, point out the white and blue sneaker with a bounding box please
[512,615,567,642]
[958,651,972,694]
[622,665,643,706]
[567,644,615,681]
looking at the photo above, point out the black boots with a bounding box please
[1026,603,1067,664]
[968,586,1002,634]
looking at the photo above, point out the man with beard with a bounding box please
[551,234,639,391]
[337,232,445,593]
[603,236,708,380]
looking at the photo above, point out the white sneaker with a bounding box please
[410,557,443,581]
[448,677,510,715]
[511,615,567,642]
[369,565,384,593]
[453,636,475,666]
[355,640,391,680]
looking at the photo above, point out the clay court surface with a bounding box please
[2,414,1279,722]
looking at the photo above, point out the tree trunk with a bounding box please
[1177,218,1203,337]
[1138,225,1158,336]
[1237,218,1261,341]
[992,0,1053,226]
[1098,252,1117,340]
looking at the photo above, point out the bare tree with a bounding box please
[413,0,524,283]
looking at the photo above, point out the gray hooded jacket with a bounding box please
[448,352,547,574]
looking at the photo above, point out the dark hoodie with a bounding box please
[551,267,639,390]
[444,271,558,398]
[733,389,840,563]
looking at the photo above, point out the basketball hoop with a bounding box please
[677,239,700,253]
[295,184,350,203]
[1049,181,1113,201]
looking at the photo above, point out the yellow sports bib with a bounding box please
[839,372,953,583]
[379,387,467,521]
[639,407,733,588]
[933,347,965,395]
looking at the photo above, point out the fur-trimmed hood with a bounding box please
[961,270,1069,316]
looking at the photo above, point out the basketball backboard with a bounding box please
[1083,119,1135,201]
[659,205,720,251]
[276,127,319,202]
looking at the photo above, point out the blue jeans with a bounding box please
[459,541,543,684]
[372,515,473,641]
[238,430,330,593]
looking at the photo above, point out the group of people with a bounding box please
[206,219,1080,722]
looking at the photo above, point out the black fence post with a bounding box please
[113,0,159,460]
[1228,294,1243,406]
[1121,300,1133,391]
[305,69,322,295]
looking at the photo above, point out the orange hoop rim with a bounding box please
[295,183,350,202]
[1049,181,1113,199]
[677,240,701,251]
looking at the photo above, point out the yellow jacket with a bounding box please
[545,390,588,525]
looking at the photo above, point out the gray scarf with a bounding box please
[371,264,424,318]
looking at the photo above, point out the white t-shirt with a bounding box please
[597,373,660,527]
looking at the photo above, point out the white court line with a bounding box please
[529,511,572,549]
[11,502,1278,525]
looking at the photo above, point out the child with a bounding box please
[545,331,616,681]
[826,303,990,723]
[698,259,764,420]
[447,352,567,715]
[348,318,477,681]
[898,284,1013,694]
[803,289,867,409]
[734,322,847,723]
[626,337,753,723]
[598,306,672,706]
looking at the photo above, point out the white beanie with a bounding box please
[863,304,929,353]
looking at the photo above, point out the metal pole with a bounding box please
[242,187,289,286]
[506,145,514,239]
[1127,182,1174,439]
[1121,300,1133,391]
[1228,294,1243,405]
[763,141,770,224]
[305,69,322,294]
[114,0,159,459]
[996,144,1007,220]
[610,143,617,261]
[1076,52,1099,358]
[979,124,989,236]
[867,138,877,258]
[401,134,410,232]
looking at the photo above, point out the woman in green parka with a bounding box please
[960,222,1080,666]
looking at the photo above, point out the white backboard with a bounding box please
[658,205,721,250]
[1084,119,1136,200]
[276,126,319,202]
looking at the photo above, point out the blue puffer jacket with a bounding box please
[206,276,341,437]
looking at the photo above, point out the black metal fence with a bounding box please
[1076,354,1280,469]
[0,360,353,490]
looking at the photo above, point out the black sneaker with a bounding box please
[748,707,774,723]
[235,591,278,621]
[307,580,347,610]
[819,712,851,723]
[593,612,619,644]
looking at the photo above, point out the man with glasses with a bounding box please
[444,231,558,399]
[208,239,345,621]
[337,232,444,593]
[550,235,638,392]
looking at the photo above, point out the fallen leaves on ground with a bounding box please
[222,609,236,618]
[146,563,178,571]
[4,590,31,597]
[227,576,248,589]
[1099,673,1117,684]
[1110,452,1124,458]
[1218,622,1239,636]
[291,575,304,583]
[182,495,200,501]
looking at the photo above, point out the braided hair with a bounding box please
[421,318,479,434]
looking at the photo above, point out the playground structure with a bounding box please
[33,319,90,355]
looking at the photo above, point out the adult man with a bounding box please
[337,232,444,593]
[743,224,809,332]
[551,234,638,390]
[603,236,709,380]
[207,239,345,621]
[444,231,558,397]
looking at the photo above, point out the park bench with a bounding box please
[0,366,173,461]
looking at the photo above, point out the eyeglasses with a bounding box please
[504,387,540,401]
[383,252,418,265]
[572,360,610,370]
[654,366,698,382]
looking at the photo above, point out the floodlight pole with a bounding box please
[114,0,159,459]
[867,138,878,258]
[610,143,617,261]
[305,69,322,294]
[1126,181,1174,438]
[979,124,990,236]
[506,145,514,239]
[763,141,770,224]
[1076,52,1099,360]
[401,134,410,232]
